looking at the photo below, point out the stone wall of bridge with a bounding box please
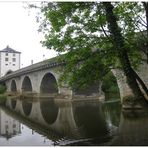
[5,68,73,98]
[5,98,107,140]
[4,66,103,100]
[112,53,148,102]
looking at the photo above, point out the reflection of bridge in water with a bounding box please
[0,108,21,140]
[2,97,148,146]
[2,96,121,145]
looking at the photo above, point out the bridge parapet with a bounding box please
[0,57,65,82]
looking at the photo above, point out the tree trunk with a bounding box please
[142,2,148,63]
[103,2,147,104]
[132,69,148,96]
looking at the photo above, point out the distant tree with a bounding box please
[34,2,148,104]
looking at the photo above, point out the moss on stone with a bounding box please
[123,95,135,104]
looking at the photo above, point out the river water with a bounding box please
[0,94,148,146]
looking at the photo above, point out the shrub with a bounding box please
[0,85,6,94]
[102,71,119,93]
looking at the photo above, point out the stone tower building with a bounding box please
[0,45,21,77]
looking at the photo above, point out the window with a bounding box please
[12,58,16,62]
[5,53,8,56]
[13,53,15,56]
[13,64,15,66]
[5,64,8,66]
[5,58,8,61]
[13,124,16,128]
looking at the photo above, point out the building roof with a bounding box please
[0,45,21,54]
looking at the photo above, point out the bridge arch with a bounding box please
[11,80,17,92]
[40,72,58,94]
[22,76,32,92]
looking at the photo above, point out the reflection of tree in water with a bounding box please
[103,102,121,127]
[110,110,148,146]
[72,101,108,139]
[40,98,59,125]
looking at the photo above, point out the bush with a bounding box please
[0,94,6,105]
[102,71,119,93]
[0,84,6,94]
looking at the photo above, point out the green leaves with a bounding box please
[35,2,146,89]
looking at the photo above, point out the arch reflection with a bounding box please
[22,99,32,116]
[40,98,59,125]
[72,101,108,138]
[4,97,118,146]
[103,101,121,127]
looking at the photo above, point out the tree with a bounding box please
[34,2,148,105]
[103,2,148,104]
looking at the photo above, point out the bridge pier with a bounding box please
[58,86,73,99]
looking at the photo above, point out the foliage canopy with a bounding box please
[33,2,148,91]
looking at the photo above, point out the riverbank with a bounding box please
[0,94,7,105]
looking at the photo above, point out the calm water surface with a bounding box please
[0,94,148,146]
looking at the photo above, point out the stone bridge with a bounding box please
[0,58,102,100]
[0,53,147,101]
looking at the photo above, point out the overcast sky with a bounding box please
[0,2,57,68]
